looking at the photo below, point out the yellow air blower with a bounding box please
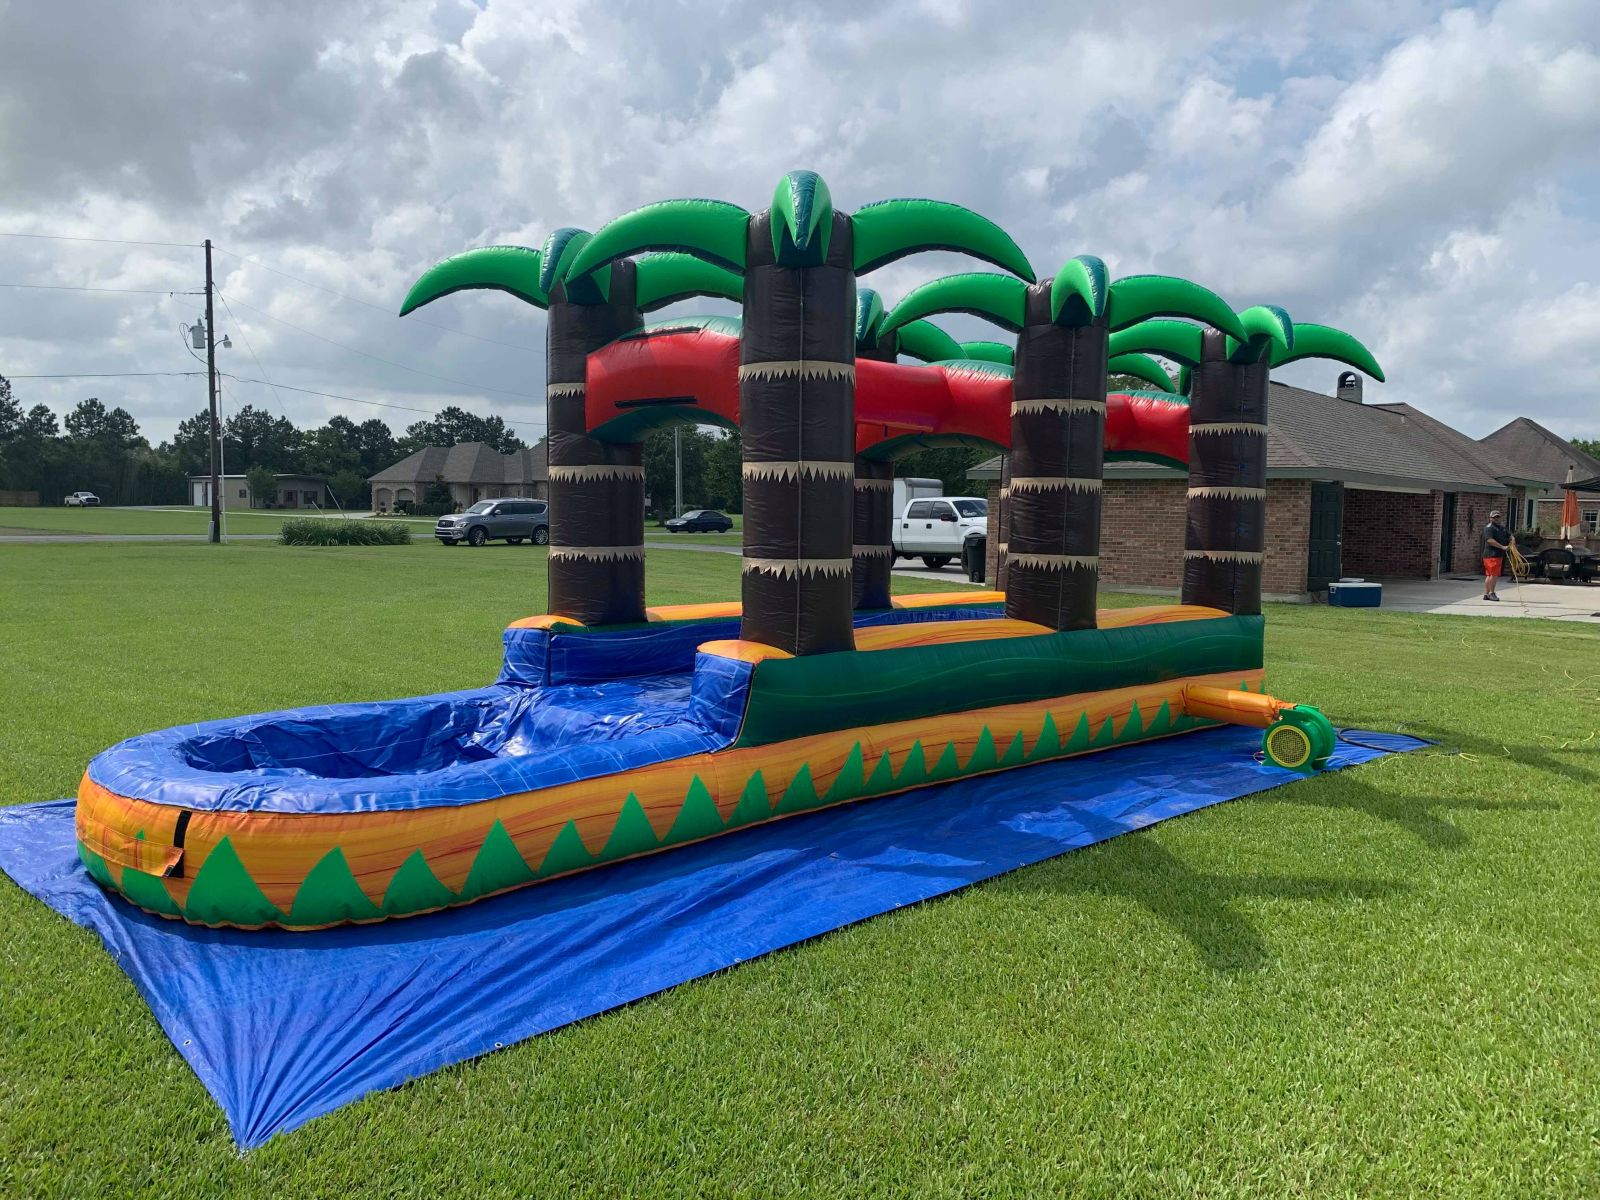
[1183,685,1337,773]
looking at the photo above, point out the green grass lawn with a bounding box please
[1,541,1598,1197]
[0,504,409,537]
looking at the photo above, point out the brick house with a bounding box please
[368,441,547,512]
[1479,418,1600,534]
[969,378,1567,601]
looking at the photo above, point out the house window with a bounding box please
[1526,498,1537,528]
[238,488,247,499]
[1584,508,1599,530]
[304,490,318,504]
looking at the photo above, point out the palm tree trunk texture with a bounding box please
[1005,285,1106,631]
[1181,328,1266,615]
[739,211,857,654]
[996,452,1012,593]
[851,336,897,611]
[545,261,647,626]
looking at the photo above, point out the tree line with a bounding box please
[0,371,530,507]
[0,369,998,511]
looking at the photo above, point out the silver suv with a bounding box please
[435,498,550,547]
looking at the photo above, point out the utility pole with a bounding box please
[673,424,683,516]
[205,238,221,544]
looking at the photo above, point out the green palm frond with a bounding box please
[633,254,744,312]
[855,287,888,347]
[851,199,1034,280]
[882,272,1028,335]
[566,198,752,278]
[1104,275,1245,338]
[399,245,547,316]
[1107,319,1207,366]
[893,320,965,364]
[1107,353,1176,392]
[1226,304,1294,363]
[1049,256,1109,325]
[1270,322,1385,381]
[773,170,834,266]
[958,340,1013,366]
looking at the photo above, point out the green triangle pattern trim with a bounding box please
[896,740,928,788]
[665,777,725,846]
[1063,712,1092,756]
[77,842,115,891]
[288,847,384,925]
[1092,716,1117,749]
[599,794,661,863]
[539,820,597,877]
[965,727,999,776]
[1119,701,1145,743]
[457,821,538,903]
[1145,700,1173,739]
[775,764,822,816]
[382,849,457,916]
[725,770,772,829]
[119,865,182,917]
[184,837,281,927]
[928,741,962,783]
[998,732,1026,769]
[826,743,867,804]
[1028,714,1061,763]
[864,752,896,794]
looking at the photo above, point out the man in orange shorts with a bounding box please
[1482,509,1510,601]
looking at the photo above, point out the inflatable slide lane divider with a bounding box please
[75,597,1329,930]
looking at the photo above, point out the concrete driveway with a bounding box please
[1374,577,1600,623]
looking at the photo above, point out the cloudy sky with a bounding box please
[1,0,1596,446]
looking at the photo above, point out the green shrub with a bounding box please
[279,518,412,547]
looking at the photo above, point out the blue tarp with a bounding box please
[0,726,1422,1149]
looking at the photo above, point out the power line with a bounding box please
[213,244,541,353]
[0,282,203,295]
[219,293,545,400]
[215,289,295,422]
[0,231,199,249]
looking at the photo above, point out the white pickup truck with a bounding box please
[893,495,988,569]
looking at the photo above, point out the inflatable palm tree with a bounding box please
[883,263,1244,630]
[1108,312,1383,613]
[401,235,740,625]
[565,171,1034,654]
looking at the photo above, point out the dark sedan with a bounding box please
[664,509,734,533]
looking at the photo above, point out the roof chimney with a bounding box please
[1336,371,1363,404]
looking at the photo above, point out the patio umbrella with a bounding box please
[1561,465,1583,540]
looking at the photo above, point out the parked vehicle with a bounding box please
[893,496,988,569]
[891,476,942,517]
[64,491,100,506]
[435,498,549,547]
[664,509,734,533]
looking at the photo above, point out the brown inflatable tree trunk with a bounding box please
[995,451,1012,593]
[1181,328,1266,615]
[546,260,648,626]
[1005,284,1106,632]
[738,211,858,654]
[851,336,897,611]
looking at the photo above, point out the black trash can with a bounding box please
[963,534,987,583]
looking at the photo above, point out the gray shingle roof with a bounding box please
[971,384,1522,492]
[368,440,547,486]
[1479,418,1600,498]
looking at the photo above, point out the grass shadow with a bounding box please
[1008,832,1406,973]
